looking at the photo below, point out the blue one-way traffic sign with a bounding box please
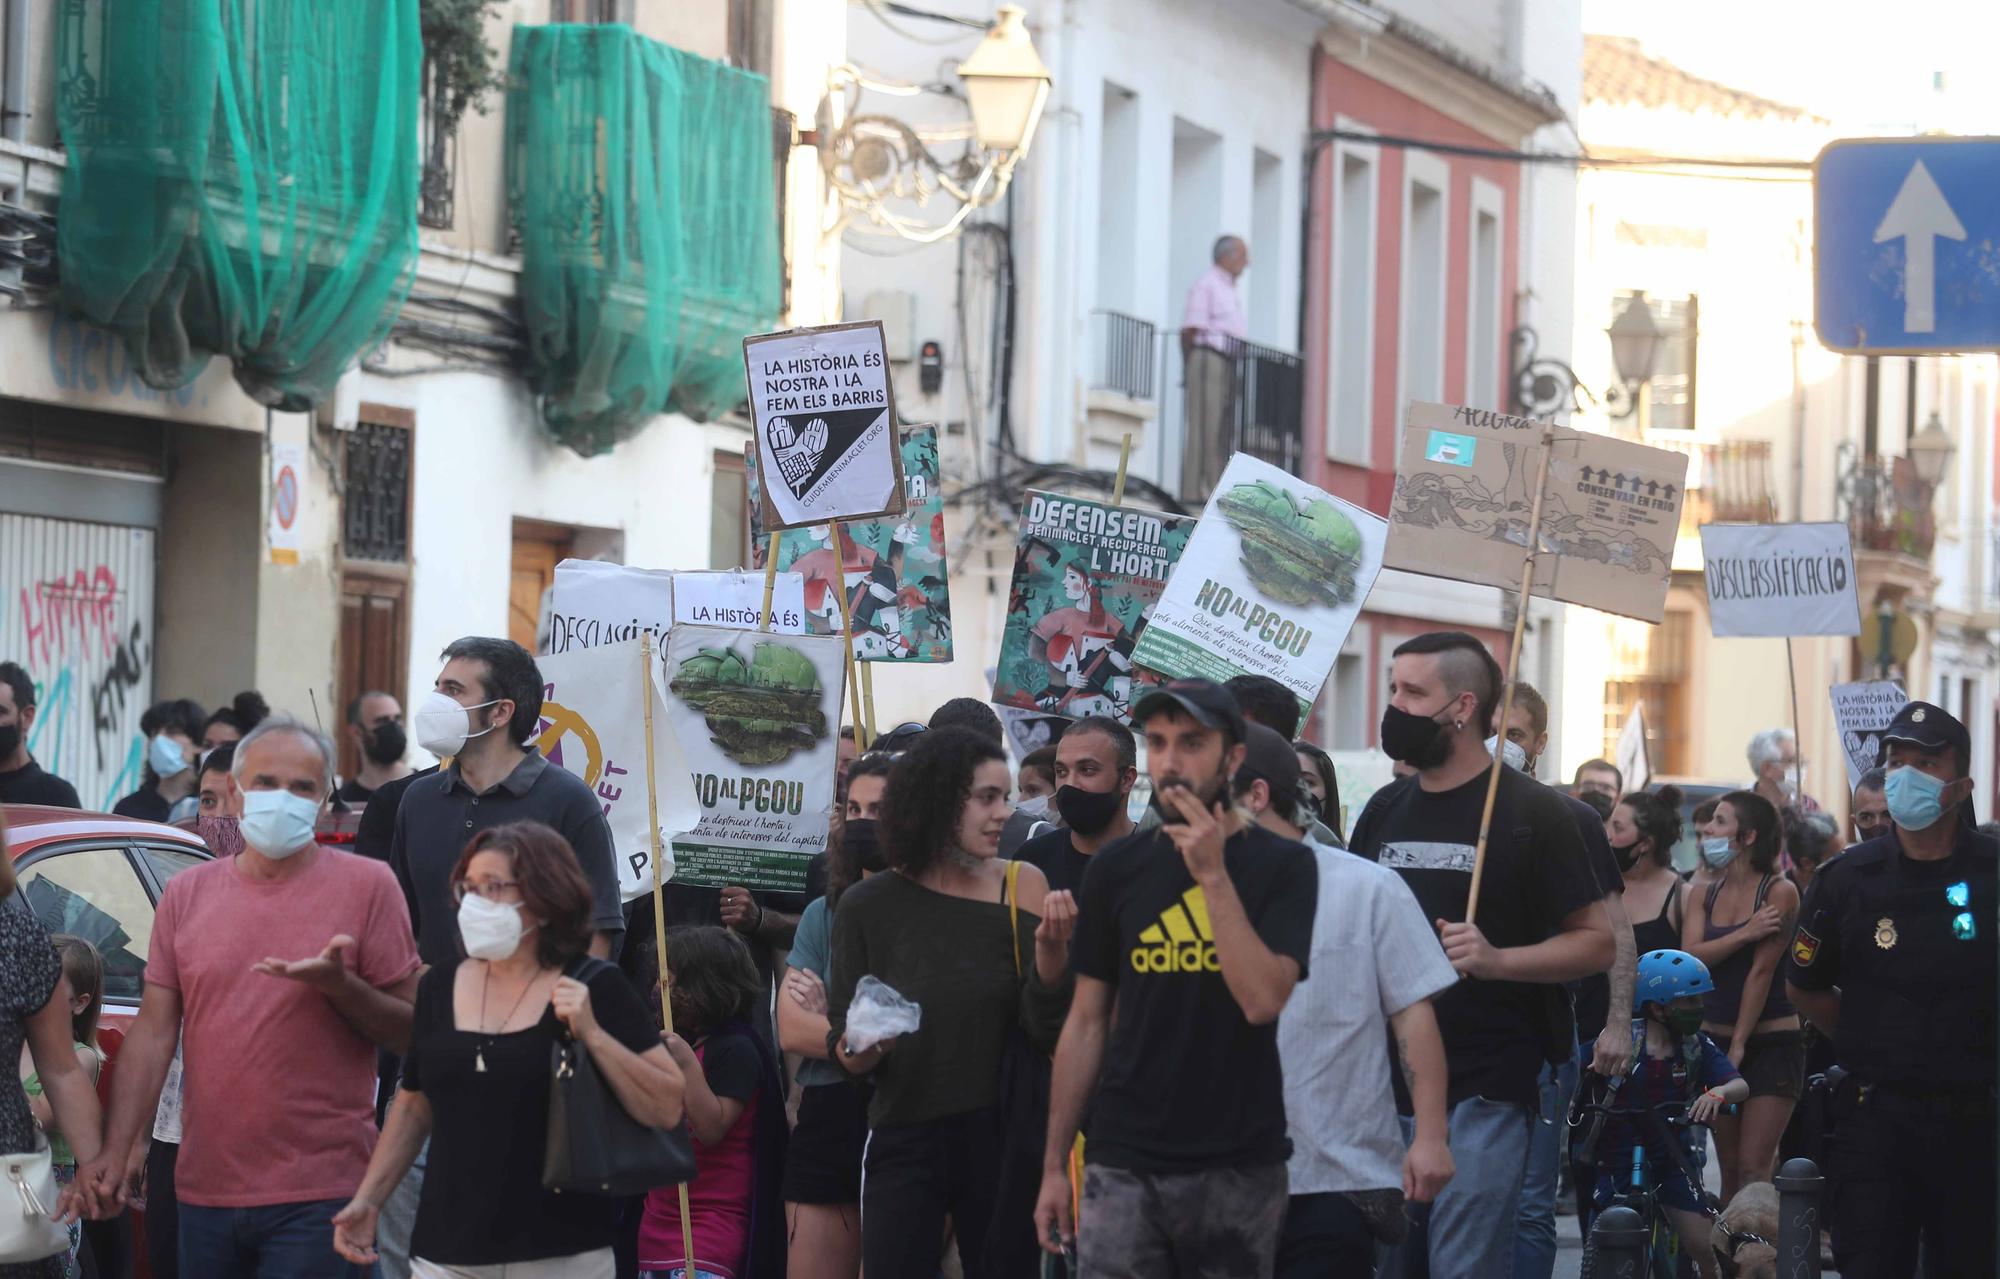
[1815,137,2000,354]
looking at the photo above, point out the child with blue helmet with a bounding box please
[1585,949,1749,1279]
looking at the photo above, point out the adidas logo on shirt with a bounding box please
[1130,886,1220,973]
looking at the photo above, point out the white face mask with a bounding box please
[239,789,321,859]
[458,892,529,961]
[415,690,502,758]
[1699,835,1737,870]
[149,734,190,779]
[1484,735,1529,773]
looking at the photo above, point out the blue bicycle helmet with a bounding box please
[1634,948,1714,1011]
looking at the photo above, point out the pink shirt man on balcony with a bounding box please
[1179,235,1249,501]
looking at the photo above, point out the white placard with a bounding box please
[1131,453,1387,713]
[673,570,806,634]
[530,639,700,902]
[546,559,805,659]
[1698,522,1861,638]
[662,625,847,891]
[743,321,906,531]
[1831,680,1907,790]
[1617,702,1652,796]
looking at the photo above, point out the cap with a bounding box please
[1131,678,1247,745]
[1876,700,1971,766]
[1237,723,1303,804]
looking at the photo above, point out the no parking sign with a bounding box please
[268,441,304,565]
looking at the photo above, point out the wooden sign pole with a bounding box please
[1111,431,1133,507]
[861,660,878,745]
[827,519,869,751]
[1785,637,1803,797]
[1466,433,1555,927]
[756,532,781,632]
[639,633,697,1270]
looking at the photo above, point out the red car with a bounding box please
[7,803,211,1278]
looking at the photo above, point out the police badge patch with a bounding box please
[1792,927,1821,966]
[1874,916,1898,950]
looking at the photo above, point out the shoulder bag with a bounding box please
[542,956,697,1196]
[0,1134,68,1263]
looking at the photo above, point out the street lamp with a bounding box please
[1604,293,1666,420]
[1906,410,1956,488]
[812,5,1053,244]
[955,7,1051,154]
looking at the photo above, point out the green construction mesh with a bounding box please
[55,0,420,411]
[508,24,781,456]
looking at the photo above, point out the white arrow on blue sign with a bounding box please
[1814,136,2000,355]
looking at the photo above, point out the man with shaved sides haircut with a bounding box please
[1348,632,1614,1279]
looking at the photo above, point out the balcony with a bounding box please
[1838,449,1936,561]
[1158,334,1305,502]
[1088,309,1158,402]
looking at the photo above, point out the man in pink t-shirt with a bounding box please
[1179,233,1250,503]
[79,716,421,1278]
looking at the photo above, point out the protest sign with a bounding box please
[748,424,951,661]
[1132,454,1386,712]
[662,624,846,890]
[743,321,905,531]
[1831,680,1907,789]
[1386,402,1689,624]
[992,490,1194,724]
[1697,522,1861,638]
[546,560,806,660]
[528,639,700,902]
[1617,702,1652,795]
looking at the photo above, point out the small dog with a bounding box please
[1709,1181,1778,1278]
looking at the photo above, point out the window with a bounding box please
[344,412,413,563]
[18,846,166,1003]
[1466,180,1504,411]
[418,57,456,229]
[550,0,631,21]
[1617,292,1698,431]
[1095,83,1140,315]
[1602,611,1690,776]
[1400,154,1448,411]
[1325,136,1377,463]
[1249,148,1283,343]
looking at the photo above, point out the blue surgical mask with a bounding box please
[239,789,321,859]
[1699,836,1737,870]
[148,734,189,778]
[1884,766,1953,832]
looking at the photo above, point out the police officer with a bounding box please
[1785,700,1997,1278]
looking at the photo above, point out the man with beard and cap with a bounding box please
[1035,679,1318,1278]
[1017,717,1139,899]
[1786,700,1997,1278]
[1346,633,1613,1279]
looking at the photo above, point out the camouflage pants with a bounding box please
[1077,1162,1287,1279]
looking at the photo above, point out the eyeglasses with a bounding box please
[453,879,521,903]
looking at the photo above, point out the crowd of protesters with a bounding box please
[0,627,1992,1279]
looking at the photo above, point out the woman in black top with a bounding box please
[332,821,683,1277]
[825,728,1075,1279]
[1604,785,1687,958]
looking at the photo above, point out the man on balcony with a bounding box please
[1180,234,1249,503]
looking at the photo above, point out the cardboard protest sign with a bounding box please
[1132,454,1386,713]
[743,321,905,531]
[748,425,952,661]
[1386,403,1689,624]
[992,490,1194,724]
[529,640,700,902]
[546,559,805,660]
[662,625,846,890]
[1831,680,1907,789]
[1697,522,1861,638]
[1617,702,1652,795]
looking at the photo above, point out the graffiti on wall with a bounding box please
[3,516,155,810]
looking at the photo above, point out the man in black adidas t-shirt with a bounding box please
[1035,679,1317,1278]
[1348,632,1612,1279]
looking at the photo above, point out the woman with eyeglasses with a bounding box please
[332,822,684,1279]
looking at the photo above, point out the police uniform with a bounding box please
[1786,701,1998,1278]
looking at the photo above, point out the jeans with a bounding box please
[375,1139,429,1279]
[1077,1162,1288,1279]
[1382,1097,1535,1279]
[1510,1057,1578,1279]
[178,1196,374,1279]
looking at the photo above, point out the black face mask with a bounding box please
[1380,703,1454,769]
[364,721,407,766]
[1055,784,1124,836]
[842,818,886,874]
[1608,838,1644,872]
[0,724,19,761]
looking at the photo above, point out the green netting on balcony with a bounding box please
[507,24,781,456]
[55,0,420,410]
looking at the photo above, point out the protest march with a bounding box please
[6,358,1990,1279]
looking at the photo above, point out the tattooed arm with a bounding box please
[1389,998,1455,1202]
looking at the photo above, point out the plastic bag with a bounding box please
[843,975,922,1053]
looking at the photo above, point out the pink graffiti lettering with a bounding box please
[18,566,119,668]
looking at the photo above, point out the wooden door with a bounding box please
[337,572,409,781]
[509,532,569,653]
